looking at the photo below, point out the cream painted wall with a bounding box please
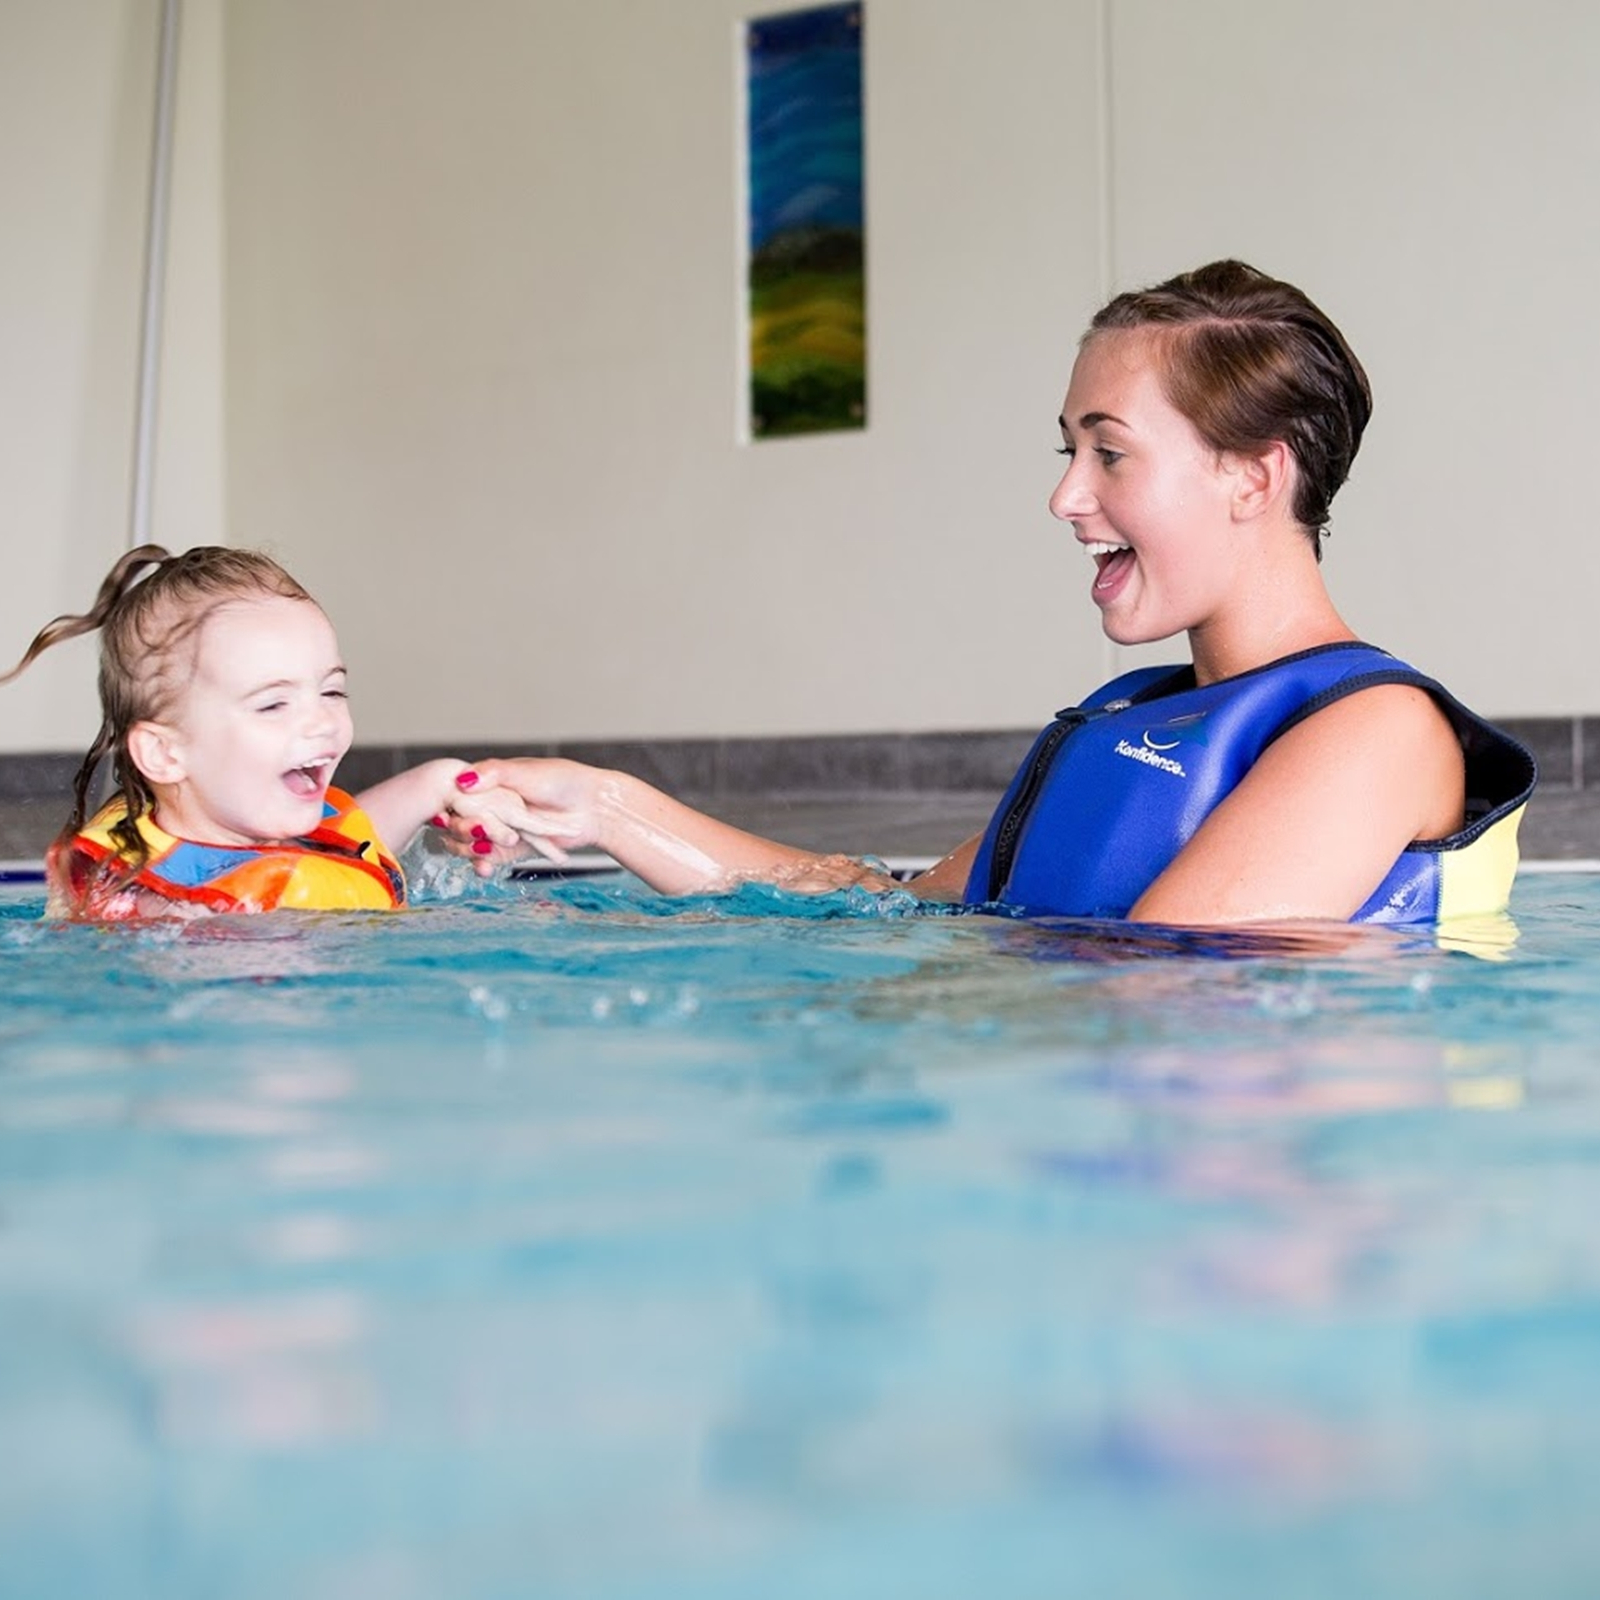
[1,1,151,748]
[0,0,224,756]
[223,0,1104,744]
[1106,0,1600,713]
[6,1,1597,755]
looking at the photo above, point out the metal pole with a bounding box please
[128,0,182,550]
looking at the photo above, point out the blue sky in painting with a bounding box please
[747,4,863,253]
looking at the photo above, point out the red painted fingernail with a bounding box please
[430,814,448,828]
[472,839,493,855]
[471,825,487,841]
[456,770,479,790]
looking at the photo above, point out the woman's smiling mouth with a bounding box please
[1085,541,1134,593]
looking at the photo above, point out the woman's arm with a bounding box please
[1129,684,1465,925]
[903,834,984,902]
[460,757,981,899]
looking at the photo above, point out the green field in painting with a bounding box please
[749,265,865,437]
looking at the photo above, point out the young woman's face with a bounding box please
[1050,330,1246,648]
[146,596,354,845]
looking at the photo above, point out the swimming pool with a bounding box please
[4,868,1600,1599]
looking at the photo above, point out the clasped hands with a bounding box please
[433,758,601,876]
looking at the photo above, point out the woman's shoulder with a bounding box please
[1272,677,1467,838]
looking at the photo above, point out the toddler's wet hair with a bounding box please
[2,543,314,875]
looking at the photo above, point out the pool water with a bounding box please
[4,869,1600,1599]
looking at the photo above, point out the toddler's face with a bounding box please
[147,596,354,845]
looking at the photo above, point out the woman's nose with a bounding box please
[1049,461,1095,521]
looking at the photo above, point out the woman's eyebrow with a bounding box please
[1073,410,1127,430]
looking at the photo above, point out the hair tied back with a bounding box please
[0,544,172,687]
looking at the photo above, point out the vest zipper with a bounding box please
[986,711,1086,901]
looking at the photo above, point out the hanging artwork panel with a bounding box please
[745,4,865,438]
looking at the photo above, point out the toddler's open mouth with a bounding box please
[283,758,336,798]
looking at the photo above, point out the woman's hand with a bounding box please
[434,758,608,876]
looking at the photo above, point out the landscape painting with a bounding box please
[745,4,865,438]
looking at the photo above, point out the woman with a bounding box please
[466,262,1534,926]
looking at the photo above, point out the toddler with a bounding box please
[1,544,535,918]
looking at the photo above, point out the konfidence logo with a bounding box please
[1112,712,1208,779]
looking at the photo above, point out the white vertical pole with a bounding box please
[1094,0,1118,684]
[128,0,182,550]
[1094,0,1115,305]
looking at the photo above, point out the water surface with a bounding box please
[3,873,1599,1599]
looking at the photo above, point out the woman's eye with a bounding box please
[1055,444,1074,458]
[323,689,349,701]
[1096,448,1123,467]
[256,701,285,714]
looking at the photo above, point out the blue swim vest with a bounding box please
[965,643,1536,924]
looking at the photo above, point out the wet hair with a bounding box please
[1087,260,1373,557]
[0,544,312,882]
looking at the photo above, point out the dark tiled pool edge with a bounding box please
[2,717,1595,863]
[327,728,1044,802]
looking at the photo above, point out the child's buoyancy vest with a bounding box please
[965,643,1537,924]
[49,787,405,916]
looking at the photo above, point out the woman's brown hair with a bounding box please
[1088,260,1373,556]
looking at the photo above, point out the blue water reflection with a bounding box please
[3,874,1599,1597]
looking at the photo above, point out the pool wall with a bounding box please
[3,716,1598,868]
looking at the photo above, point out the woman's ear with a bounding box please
[126,720,186,786]
[1229,440,1295,523]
